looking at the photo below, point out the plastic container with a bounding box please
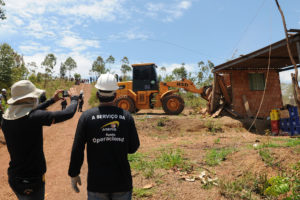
[290,117,300,126]
[289,125,300,136]
[271,120,279,134]
[270,109,280,121]
[288,106,299,118]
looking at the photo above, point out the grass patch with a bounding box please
[128,153,155,179]
[205,119,223,133]
[155,148,192,172]
[254,138,300,150]
[156,117,169,127]
[205,148,235,166]
[220,170,300,200]
[88,85,98,108]
[285,138,300,147]
[129,148,193,178]
[214,138,221,144]
[219,173,269,200]
[133,188,153,198]
[259,149,274,167]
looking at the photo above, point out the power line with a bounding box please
[80,35,227,60]
[230,0,267,59]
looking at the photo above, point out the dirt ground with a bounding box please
[0,84,299,200]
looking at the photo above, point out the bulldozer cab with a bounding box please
[132,63,159,91]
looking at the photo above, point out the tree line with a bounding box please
[0,42,214,90]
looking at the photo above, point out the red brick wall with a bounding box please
[230,70,283,118]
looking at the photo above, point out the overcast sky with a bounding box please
[0,0,300,82]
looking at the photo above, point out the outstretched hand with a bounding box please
[68,87,78,98]
[52,90,64,102]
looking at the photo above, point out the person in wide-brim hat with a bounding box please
[1,80,80,200]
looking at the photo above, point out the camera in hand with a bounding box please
[63,90,69,97]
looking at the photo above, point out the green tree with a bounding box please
[74,73,81,80]
[27,62,38,74]
[64,57,77,79]
[106,55,115,71]
[0,43,15,88]
[11,54,29,82]
[120,56,131,80]
[41,53,56,87]
[0,0,6,20]
[11,64,29,83]
[187,72,196,83]
[172,63,187,80]
[197,60,214,86]
[59,62,67,79]
[92,56,107,76]
[164,74,174,82]
[159,66,167,80]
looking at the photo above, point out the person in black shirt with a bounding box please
[1,80,79,200]
[78,90,84,112]
[68,73,140,200]
[61,98,67,110]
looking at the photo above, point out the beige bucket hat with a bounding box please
[7,80,44,105]
[3,80,44,120]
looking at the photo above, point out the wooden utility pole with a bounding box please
[275,0,300,109]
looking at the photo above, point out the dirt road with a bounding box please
[0,84,90,200]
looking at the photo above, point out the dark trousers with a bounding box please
[88,191,132,200]
[8,175,45,200]
[62,105,66,110]
[78,103,83,112]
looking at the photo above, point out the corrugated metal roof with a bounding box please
[213,33,300,72]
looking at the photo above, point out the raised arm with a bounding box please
[30,88,79,125]
[35,90,63,110]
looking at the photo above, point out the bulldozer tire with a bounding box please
[162,94,185,115]
[115,96,135,113]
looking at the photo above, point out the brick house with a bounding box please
[211,32,300,118]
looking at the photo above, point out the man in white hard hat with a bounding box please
[68,73,140,200]
[1,80,79,200]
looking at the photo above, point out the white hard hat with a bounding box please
[2,88,6,92]
[95,73,118,91]
[80,90,83,94]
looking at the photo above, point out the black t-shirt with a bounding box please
[2,97,78,178]
[68,105,140,193]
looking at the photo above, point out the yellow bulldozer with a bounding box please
[115,63,212,115]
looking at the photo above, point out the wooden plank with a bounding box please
[217,76,231,105]
[210,73,217,113]
[242,95,253,117]
[224,107,239,118]
[212,104,224,118]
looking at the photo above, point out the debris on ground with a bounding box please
[142,183,155,189]
[177,170,218,186]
